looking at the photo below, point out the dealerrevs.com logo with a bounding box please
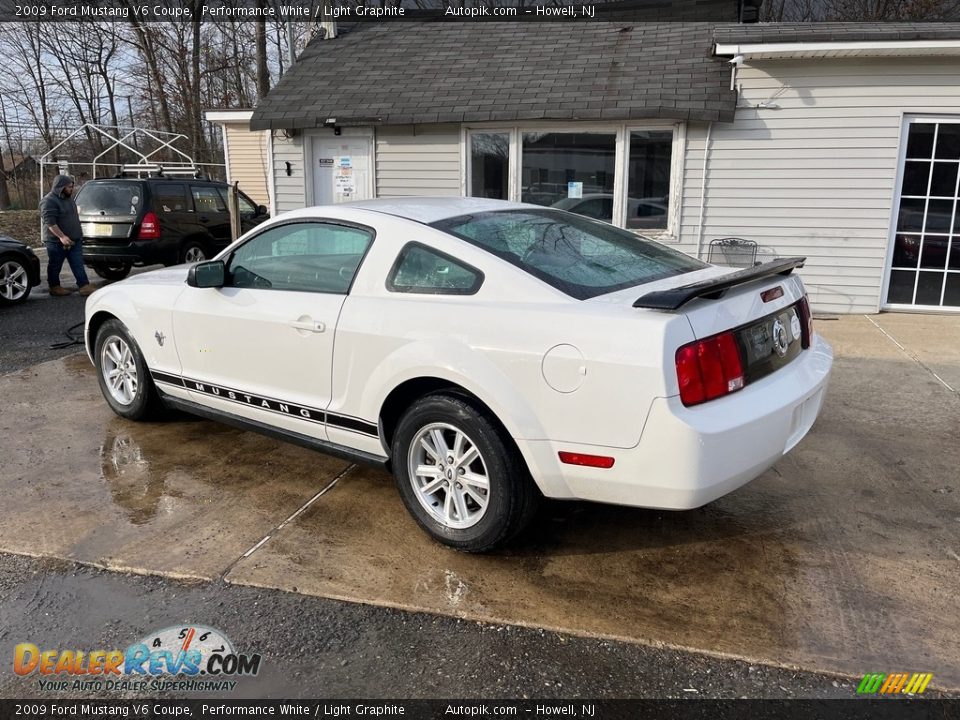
[856,673,934,695]
[14,625,262,693]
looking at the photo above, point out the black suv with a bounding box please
[76,177,269,280]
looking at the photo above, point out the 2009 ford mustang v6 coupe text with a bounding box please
[85,197,832,551]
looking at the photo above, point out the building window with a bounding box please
[888,120,960,309]
[465,125,679,234]
[521,132,617,221]
[626,131,672,231]
[469,133,509,200]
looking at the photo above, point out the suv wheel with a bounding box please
[0,255,31,305]
[92,262,132,281]
[391,393,539,552]
[181,241,207,264]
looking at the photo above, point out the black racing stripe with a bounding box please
[154,371,378,437]
[327,413,380,438]
[151,371,185,387]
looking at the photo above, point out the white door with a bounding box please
[312,135,373,206]
[172,220,375,441]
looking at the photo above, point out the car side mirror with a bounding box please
[187,260,225,288]
[256,204,268,217]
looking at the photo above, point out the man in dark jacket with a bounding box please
[40,174,94,296]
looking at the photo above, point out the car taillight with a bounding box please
[675,331,745,407]
[798,294,814,349]
[137,211,160,240]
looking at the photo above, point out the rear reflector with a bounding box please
[558,451,615,469]
[676,330,745,407]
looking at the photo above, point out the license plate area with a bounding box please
[735,303,803,384]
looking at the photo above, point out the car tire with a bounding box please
[0,254,32,305]
[391,393,539,552]
[92,262,132,281]
[94,319,163,421]
[180,241,207,264]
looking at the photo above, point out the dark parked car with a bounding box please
[0,234,41,306]
[75,177,269,280]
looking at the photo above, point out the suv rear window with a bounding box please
[430,209,706,300]
[75,183,142,216]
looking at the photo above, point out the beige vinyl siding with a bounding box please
[223,124,270,207]
[679,57,960,314]
[272,133,307,214]
[375,125,461,197]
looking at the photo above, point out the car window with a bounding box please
[431,209,707,300]
[192,185,227,214]
[153,184,189,213]
[226,221,372,294]
[571,198,612,221]
[216,187,257,215]
[387,244,483,295]
[75,182,141,216]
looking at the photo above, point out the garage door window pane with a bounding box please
[931,163,958,197]
[521,132,616,213]
[470,133,509,200]
[897,198,925,232]
[936,124,960,159]
[626,131,672,230]
[906,123,934,158]
[901,161,930,196]
[944,274,960,306]
[887,270,915,304]
[915,272,945,305]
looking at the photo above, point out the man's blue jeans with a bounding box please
[45,238,89,288]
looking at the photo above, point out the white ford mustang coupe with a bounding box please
[85,197,833,551]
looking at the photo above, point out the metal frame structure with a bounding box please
[38,123,214,196]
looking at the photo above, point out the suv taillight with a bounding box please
[676,331,745,407]
[798,294,814,349]
[137,211,160,240]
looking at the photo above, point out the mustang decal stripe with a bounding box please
[327,413,380,437]
[149,371,379,438]
[151,371,185,387]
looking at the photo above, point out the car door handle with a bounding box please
[289,319,326,333]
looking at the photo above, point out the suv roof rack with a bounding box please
[115,164,208,180]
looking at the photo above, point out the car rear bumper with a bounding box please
[522,333,833,509]
[83,240,169,267]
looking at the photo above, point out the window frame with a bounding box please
[882,114,960,313]
[223,217,377,296]
[385,241,485,296]
[463,122,685,240]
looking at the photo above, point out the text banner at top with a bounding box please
[0,0,741,22]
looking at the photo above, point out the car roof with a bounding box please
[337,197,529,224]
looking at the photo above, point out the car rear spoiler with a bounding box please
[632,257,806,310]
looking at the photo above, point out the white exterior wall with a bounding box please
[375,125,461,197]
[223,123,270,207]
[272,132,307,214]
[679,57,960,314]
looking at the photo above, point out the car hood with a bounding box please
[118,265,191,287]
[0,235,29,251]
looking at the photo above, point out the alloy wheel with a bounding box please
[0,260,28,302]
[407,422,490,529]
[100,335,139,406]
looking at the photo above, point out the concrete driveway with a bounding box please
[1,313,957,690]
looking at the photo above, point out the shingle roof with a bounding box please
[250,22,737,130]
[714,22,960,45]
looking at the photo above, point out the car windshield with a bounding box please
[430,209,706,300]
[75,182,141,216]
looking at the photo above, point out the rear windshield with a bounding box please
[430,209,706,300]
[75,182,141,216]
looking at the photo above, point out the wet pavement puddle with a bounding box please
[2,315,959,688]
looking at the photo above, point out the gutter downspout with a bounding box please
[694,121,713,261]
